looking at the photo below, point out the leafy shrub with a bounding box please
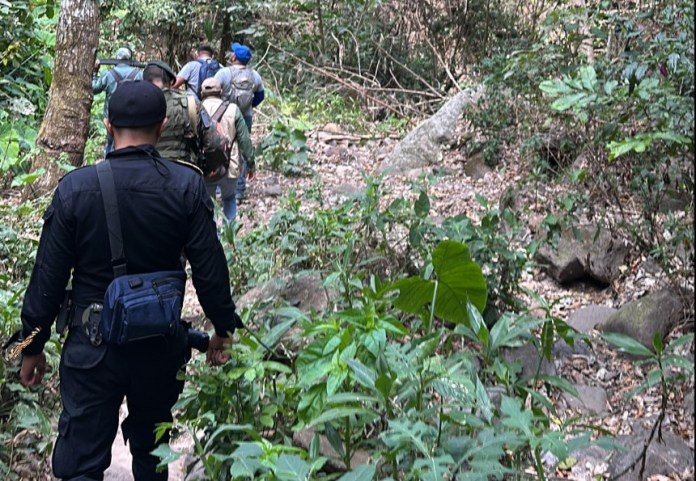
[167,240,610,480]
[537,0,695,282]
[257,118,311,176]
[0,197,58,477]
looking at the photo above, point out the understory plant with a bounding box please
[0,197,58,478]
[164,240,610,480]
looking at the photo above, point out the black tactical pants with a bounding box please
[52,324,188,480]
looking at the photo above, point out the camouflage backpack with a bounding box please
[187,100,232,181]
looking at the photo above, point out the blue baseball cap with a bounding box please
[231,42,252,64]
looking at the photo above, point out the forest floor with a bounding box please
[19,115,692,480]
[200,115,694,481]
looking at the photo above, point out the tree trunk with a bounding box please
[220,12,232,62]
[25,0,100,198]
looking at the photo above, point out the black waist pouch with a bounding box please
[100,271,186,345]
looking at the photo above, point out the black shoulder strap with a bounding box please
[96,161,127,278]
[109,69,123,83]
[211,101,230,122]
[125,68,139,81]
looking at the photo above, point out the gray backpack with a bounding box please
[226,66,255,112]
[109,67,139,87]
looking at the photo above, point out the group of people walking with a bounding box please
[16,41,265,481]
[92,42,265,224]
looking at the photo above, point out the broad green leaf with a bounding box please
[375,373,394,400]
[298,360,332,388]
[541,430,568,460]
[414,190,430,217]
[327,369,348,396]
[337,464,376,481]
[608,132,692,160]
[308,407,377,427]
[539,80,573,96]
[538,374,579,397]
[205,424,254,451]
[604,80,618,95]
[602,332,653,357]
[551,93,587,111]
[11,168,45,187]
[275,454,310,481]
[345,358,376,390]
[391,277,434,315]
[151,444,183,465]
[327,392,380,405]
[431,241,487,321]
[414,455,455,481]
[309,432,320,458]
[325,422,345,457]
[230,457,262,478]
[608,137,649,159]
[579,66,597,91]
[645,368,662,388]
[662,354,695,373]
[500,395,534,437]
[467,300,487,342]
[263,316,300,348]
[475,375,492,423]
[652,332,663,354]
[230,443,263,477]
[668,333,695,351]
[381,419,433,456]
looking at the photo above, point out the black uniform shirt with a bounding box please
[20,145,240,355]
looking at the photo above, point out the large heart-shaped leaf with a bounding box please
[392,241,487,326]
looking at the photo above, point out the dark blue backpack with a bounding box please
[196,58,221,99]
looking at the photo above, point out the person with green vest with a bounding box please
[93,47,143,156]
[143,61,199,166]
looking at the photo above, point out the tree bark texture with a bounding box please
[27,0,100,198]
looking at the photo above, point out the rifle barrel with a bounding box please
[98,59,147,68]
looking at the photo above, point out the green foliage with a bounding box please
[257,115,311,176]
[0,196,58,476]
[166,234,604,479]
[535,0,694,280]
[392,241,487,331]
[0,0,56,111]
[0,0,57,184]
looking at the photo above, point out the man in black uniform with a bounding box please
[18,81,242,480]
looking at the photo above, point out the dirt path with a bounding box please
[104,403,187,481]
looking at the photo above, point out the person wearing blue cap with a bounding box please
[18,80,242,481]
[214,42,265,202]
[92,47,143,156]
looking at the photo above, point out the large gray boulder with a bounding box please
[600,289,687,352]
[236,271,330,316]
[609,428,693,481]
[535,225,628,285]
[501,343,556,380]
[379,87,485,173]
[561,384,608,414]
[567,304,617,333]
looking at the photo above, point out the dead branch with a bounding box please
[268,41,422,123]
[423,36,463,93]
[371,40,445,100]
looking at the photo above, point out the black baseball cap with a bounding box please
[108,81,166,128]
